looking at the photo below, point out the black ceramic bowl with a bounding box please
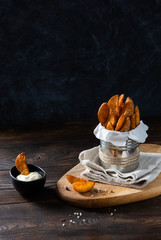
[9,164,46,195]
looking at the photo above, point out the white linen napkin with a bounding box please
[79,146,161,188]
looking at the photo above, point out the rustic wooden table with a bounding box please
[1,117,161,240]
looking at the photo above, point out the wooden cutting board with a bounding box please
[56,144,161,208]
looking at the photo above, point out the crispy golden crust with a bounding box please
[15,152,29,175]
[97,102,109,125]
[121,97,134,118]
[115,114,125,131]
[118,94,124,110]
[66,175,87,184]
[106,121,114,130]
[66,175,95,193]
[131,113,136,129]
[102,122,107,128]
[120,117,131,132]
[135,105,140,127]
[108,108,118,127]
[108,95,119,109]
[97,94,140,132]
[108,94,119,117]
[73,181,95,193]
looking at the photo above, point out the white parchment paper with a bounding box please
[93,120,148,146]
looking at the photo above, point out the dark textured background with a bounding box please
[0,0,161,127]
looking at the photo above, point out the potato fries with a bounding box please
[135,106,140,127]
[108,108,118,127]
[120,117,131,132]
[97,94,140,132]
[118,94,124,110]
[106,121,114,130]
[108,94,119,117]
[66,175,87,184]
[66,175,95,193]
[121,97,134,118]
[16,152,29,175]
[73,181,95,193]
[131,113,136,129]
[97,102,109,125]
[115,114,125,131]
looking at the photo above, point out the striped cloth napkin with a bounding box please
[79,146,161,188]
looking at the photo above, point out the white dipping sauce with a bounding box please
[16,172,42,182]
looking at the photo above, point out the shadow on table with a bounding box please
[20,186,58,202]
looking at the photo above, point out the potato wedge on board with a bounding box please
[73,181,95,193]
[66,175,87,184]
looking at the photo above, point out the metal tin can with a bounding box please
[99,139,140,173]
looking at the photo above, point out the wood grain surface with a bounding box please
[1,118,161,240]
